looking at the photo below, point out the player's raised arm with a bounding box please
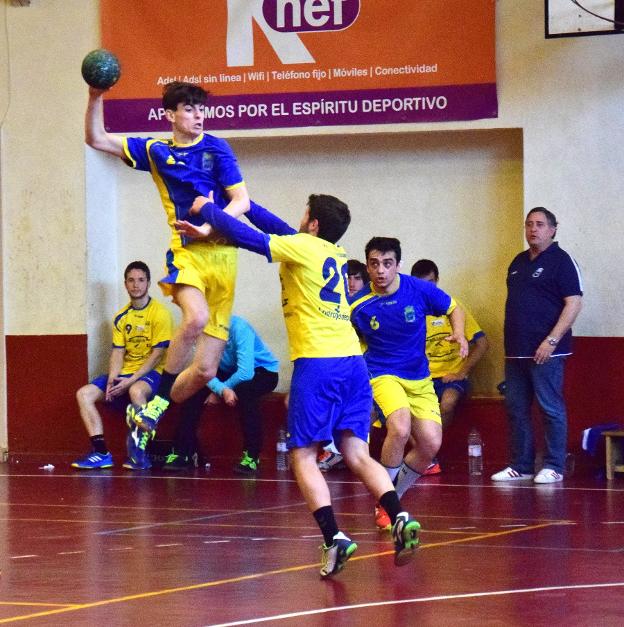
[85,87,124,157]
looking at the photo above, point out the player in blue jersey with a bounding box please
[351,238,468,529]
[176,195,421,578]
[85,81,250,434]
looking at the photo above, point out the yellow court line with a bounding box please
[350,521,569,563]
[0,602,79,608]
[0,521,565,624]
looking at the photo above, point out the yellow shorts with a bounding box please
[159,241,238,341]
[371,374,442,425]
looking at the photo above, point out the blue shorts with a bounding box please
[432,377,469,400]
[90,371,161,411]
[287,356,372,449]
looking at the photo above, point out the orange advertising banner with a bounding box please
[101,0,497,131]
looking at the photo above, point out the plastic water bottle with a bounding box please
[468,428,483,475]
[565,452,575,476]
[276,428,289,471]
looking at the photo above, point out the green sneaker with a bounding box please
[233,451,259,476]
[132,395,169,432]
[320,532,357,578]
[392,512,421,566]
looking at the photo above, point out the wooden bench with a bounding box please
[603,430,624,480]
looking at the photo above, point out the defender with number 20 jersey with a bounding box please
[269,233,362,361]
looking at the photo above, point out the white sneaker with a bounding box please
[319,531,357,578]
[491,466,534,481]
[533,468,563,484]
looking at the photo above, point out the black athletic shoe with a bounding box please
[162,452,193,472]
[233,451,259,476]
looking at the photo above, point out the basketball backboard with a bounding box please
[546,0,624,37]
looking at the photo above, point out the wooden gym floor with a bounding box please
[0,460,623,626]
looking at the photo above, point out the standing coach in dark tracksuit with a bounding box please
[491,207,582,485]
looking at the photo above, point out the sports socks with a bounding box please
[394,461,422,499]
[378,490,402,526]
[90,434,108,455]
[383,463,402,483]
[313,505,340,547]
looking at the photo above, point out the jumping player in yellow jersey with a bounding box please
[85,81,249,434]
[175,194,420,578]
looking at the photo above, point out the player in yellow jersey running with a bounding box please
[175,194,420,578]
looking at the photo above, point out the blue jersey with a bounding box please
[351,274,454,380]
[122,133,245,248]
[504,242,582,357]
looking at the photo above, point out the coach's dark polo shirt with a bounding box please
[504,242,583,358]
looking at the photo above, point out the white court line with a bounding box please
[449,526,476,530]
[9,555,38,560]
[57,550,85,555]
[203,540,230,544]
[0,472,302,485]
[3,472,624,493]
[207,581,624,626]
[155,543,182,548]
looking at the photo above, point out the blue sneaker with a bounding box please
[132,395,169,433]
[126,425,153,465]
[319,531,357,578]
[71,451,113,470]
[392,512,421,566]
[122,456,152,470]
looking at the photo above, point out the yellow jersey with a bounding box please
[112,297,174,374]
[268,233,362,361]
[426,298,484,378]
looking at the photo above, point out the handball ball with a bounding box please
[81,49,121,89]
